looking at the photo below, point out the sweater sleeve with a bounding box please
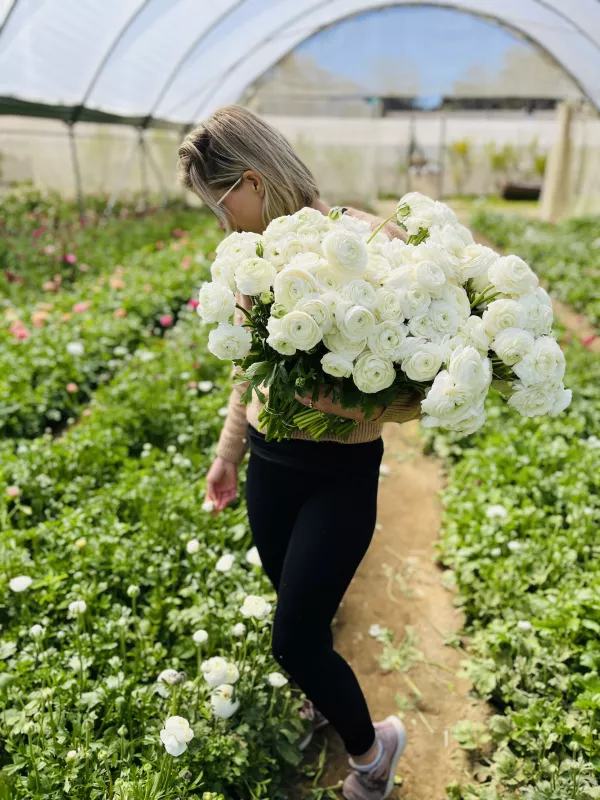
[214,293,251,464]
[376,389,422,425]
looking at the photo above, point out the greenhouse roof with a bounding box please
[1,0,599,128]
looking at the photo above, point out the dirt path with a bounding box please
[290,421,490,799]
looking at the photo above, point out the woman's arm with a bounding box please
[295,386,422,424]
[344,206,408,242]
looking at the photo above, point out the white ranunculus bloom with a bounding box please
[159,715,194,757]
[548,384,572,416]
[323,329,367,360]
[202,498,214,513]
[66,341,84,357]
[485,504,507,519]
[235,257,276,296]
[517,290,554,336]
[374,288,404,322]
[397,192,457,231]
[353,351,396,393]
[412,241,460,281]
[339,214,371,235]
[412,260,446,298]
[29,624,44,638]
[397,284,432,320]
[232,622,246,637]
[517,620,532,631]
[534,285,553,308]
[309,261,347,293]
[458,243,500,281]
[322,229,368,277]
[210,254,237,291]
[246,546,262,567]
[428,300,462,337]
[186,539,200,554]
[267,672,289,688]
[407,313,439,341]
[492,327,535,366]
[198,380,214,392]
[240,594,272,620]
[157,669,185,696]
[274,266,319,311]
[296,226,323,252]
[208,323,252,361]
[321,352,354,378]
[342,279,377,310]
[68,600,87,617]
[385,239,414,268]
[335,304,376,343]
[288,252,322,271]
[9,575,32,592]
[197,282,236,324]
[295,296,333,334]
[193,629,208,644]
[280,310,322,351]
[216,230,262,256]
[488,254,538,297]
[447,346,491,394]
[420,370,473,422]
[368,320,408,361]
[276,235,309,265]
[482,299,527,339]
[402,341,444,381]
[264,215,298,240]
[266,330,296,356]
[210,684,240,719]
[295,206,330,229]
[215,553,236,572]
[442,282,472,322]
[512,336,566,386]
[506,381,559,417]
[384,264,413,291]
[201,656,240,687]
[65,750,78,762]
[428,222,473,257]
[365,253,392,285]
[456,315,491,355]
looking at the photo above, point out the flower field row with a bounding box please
[1,299,307,798]
[470,210,600,330]
[423,319,600,797]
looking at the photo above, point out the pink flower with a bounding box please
[159,314,173,327]
[179,256,192,271]
[43,244,57,255]
[43,281,57,292]
[187,299,199,309]
[79,263,90,272]
[64,253,77,264]
[582,335,596,347]
[66,383,78,393]
[7,486,20,497]
[155,241,165,250]
[110,277,125,290]
[12,326,30,340]
[172,228,184,238]
[73,302,90,313]
[143,284,153,293]
[113,307,127,319]
[188,381,197,389]
[82,408,92,418]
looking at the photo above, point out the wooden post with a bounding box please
[540,101,573,222]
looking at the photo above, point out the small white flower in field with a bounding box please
[186,539,200,554]
[507,540,522,552]
[157,669,185,697]
[486,504,507,519]
[490,547,502,557]
[585,435,599,449]
[74,537,87,549]
[267,672,288,687]
[232,622,246,637]
[201,656,239,687]
[240,595,272,620]
[193,629,208,645]
[65,749,78,762]
[126,585,140,598]
[369,623,383,638]
[113,345,128,356]
[379,464,391,477]
[68,600,87,617]
[9,575,32,592]
[210,684,240,719]
[198,381,214,393]
[218,407,228,417]
[245,546,262,567]
[137,350,155,362]
[160,715,194,756]
[66,341,84,356]
[215,553,235,572]
[517,620,532,631]
[29,624,44,638]
[143,442,152,450]
[167,445,177,454]
[201,498,214,513]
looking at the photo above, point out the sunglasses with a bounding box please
[216,176,243,206]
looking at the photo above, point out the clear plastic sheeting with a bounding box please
[1,0,600,126]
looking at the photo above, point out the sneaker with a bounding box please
[342,716,407,799]
[297,699,330,751]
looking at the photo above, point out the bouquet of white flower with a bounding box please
[196,193,571,441]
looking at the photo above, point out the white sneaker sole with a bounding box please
[380,715,407,798]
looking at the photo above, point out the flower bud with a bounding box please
[259,291,274,304]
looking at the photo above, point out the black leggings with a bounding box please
[245,424,383,756]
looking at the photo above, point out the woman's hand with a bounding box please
[206,456,238,513]
[344,207,407,242]
[295,386,384,422]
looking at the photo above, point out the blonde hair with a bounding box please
[178,105,319,232]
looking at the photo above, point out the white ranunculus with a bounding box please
[353,351,396,393]
[294,295,333,333]
[339,214,371,235]
[397,193,457,234]
[436,403,487,434]
[486,504,507,519]
[201,656,239,687]
[459,243,500,281]
[288,252,322,271]
[323,329,367,360]
[365,253,392,285]
[208,323,252,361]
[548,384,572,417]
[342,280,377,310]
[280,311,322,351]
[274,266,319,311]
[442,282,472,322]
[198,380,214,392]
[309,261,347,292]
[193,629,208,644]
[267,672,289,688]
[202,498,214,513]
[384,264,413,291]
[157,669,185,697]
[235,257,276,296]
[512,336,566,386]
[65,749,78,762]
[401,341,444,381]
[68,600,87,616]
[368,320,408,361]
[9,575,32,592]
[421,370,474,422]
[482,299,527,339]
[197,282,236,324]
[266,330,296,356]
[29,624,44,638]
[277,234,309,264]
[240,594,272,620]
[295,206,330,230]
[215,553,235,572]
[245,546,262,566]
[385,239,414,268]
[296,226,323,253]
[395,334,428,360]
[322,229,368,277]
[374,288,404,322]
[507,381,561,417]
[517,290,554,336]
[321,352,354,378]
[411,241,460,280]
[534,286,553,308]
[408,313,439,341]
[412,260,446,298]
[210,255,238,291]
[66,341,84,357]
[447,345,492,394]
[428,300,462,336]
[186,539,200,553]
[210,684,240,719]
[216,231,262,261]
[232,622,246,636]
[397,284,431,319]
[428,222,474,257]
[264,215,298,240]
[335,304,376,343]
[492,327,535,366]
[159,715,194,756]
[488,254,538,297]
[449,316,490,356]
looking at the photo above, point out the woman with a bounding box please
[179,105,421,800]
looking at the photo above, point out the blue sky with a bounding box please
[297,6,535,98]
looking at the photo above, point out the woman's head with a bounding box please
[178,105,319,234]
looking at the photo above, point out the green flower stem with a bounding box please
[366,211,398,244]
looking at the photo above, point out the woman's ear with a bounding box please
[243,169,265,197]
